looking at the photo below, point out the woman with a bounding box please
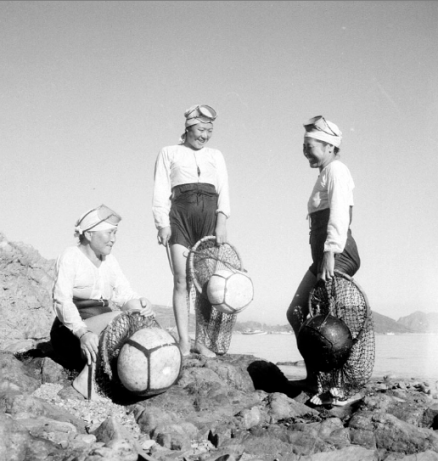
[286,116,361,404]
[51,204,153,399]
[152,104,230,357]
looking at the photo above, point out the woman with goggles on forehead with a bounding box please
[50,205,153,399]
[286,116,361,403]
[153,104,230,358]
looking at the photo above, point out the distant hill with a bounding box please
[372,311,413,334]
[397,311,438,333]
[153,306,418,335]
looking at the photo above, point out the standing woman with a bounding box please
[287,116,361,398]
[153,105,230,357]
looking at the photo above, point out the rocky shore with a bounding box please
[2,233,438,461]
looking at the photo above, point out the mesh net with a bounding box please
[95,311,160,397]
[308,271,375,398]
[187,236,243,355]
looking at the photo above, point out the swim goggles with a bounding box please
[185,105,217,122]
[77,204,122,232]
[304,115,339,137]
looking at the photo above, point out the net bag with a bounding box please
[96,310,162,396]
[187,236,244,355]
[307,271,375,398]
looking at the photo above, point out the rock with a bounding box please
[423,403,438,429]
[41,357,68,384]
[0,352,41,394]
[0,233,56,352]
[4,234,438,461]
[299,446,378,460]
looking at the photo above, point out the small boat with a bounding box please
[242,329,267,335]
[386,332,395,335]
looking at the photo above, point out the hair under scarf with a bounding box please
[304,117,342,148]
[179,104,216,144]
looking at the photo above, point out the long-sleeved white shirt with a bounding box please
[52,246,140,333]
[152,144,231,229]
[307,160,355,253]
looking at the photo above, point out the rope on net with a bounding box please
[308,271,375,397]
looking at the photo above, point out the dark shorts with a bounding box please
[169,183,218,249]
[308,208,361,277]
[50,299,112,370]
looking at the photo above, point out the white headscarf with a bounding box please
[304,117,342,148]
[179,104,217,144]
[74,205,121,237]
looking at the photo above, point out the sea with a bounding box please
[227,332,438,383]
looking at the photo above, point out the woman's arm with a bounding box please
[152,148,173,238]
[52,251,88,335]
[214,150,230,245]
[320,164,352,280]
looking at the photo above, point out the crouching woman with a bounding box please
[50,204,153,399]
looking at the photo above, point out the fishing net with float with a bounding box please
[187,236,244,355]
[95,310,160,397]
[307,270,375,398]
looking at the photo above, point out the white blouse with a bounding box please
[52,246,139,333]
[307,160,355,253]
[152,144,231,229]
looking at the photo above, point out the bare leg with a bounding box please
[170,244,193,356]
[72,311,122,400]
[286,270,319,393]
[170,244,216,358]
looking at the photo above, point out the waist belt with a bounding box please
[73,297,109,309]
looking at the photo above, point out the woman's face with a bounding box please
[87,228,117,258]
[303,138,333,170]
[185,122,214,150]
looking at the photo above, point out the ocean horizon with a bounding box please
[226,331,438,383]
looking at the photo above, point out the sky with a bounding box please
[0,1,437,326]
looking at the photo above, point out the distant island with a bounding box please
[152,305,438,335]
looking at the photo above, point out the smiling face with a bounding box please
[303,138,335,170]
[86,228,117,258]
[184,122,214,150]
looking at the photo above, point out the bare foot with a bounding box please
[193,342,216,358]
[178,340,191,357]
[310,389,363,406]
[310,393,325,405]
[329,387,345,399]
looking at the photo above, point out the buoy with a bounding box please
[207,269,254,315]
[297,314,353,372]
[117,327,182,396]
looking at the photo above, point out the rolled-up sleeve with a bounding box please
[324,168,352,253]
[215,150,231,218]
[152,149,172,229]
[52,253,87,334]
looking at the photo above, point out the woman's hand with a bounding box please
[123,298,154,317]
[214,212,227,246]
[139,297,153,317]
[78,329,99,366]
[157,227,171,246]
[318,251,335,281]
